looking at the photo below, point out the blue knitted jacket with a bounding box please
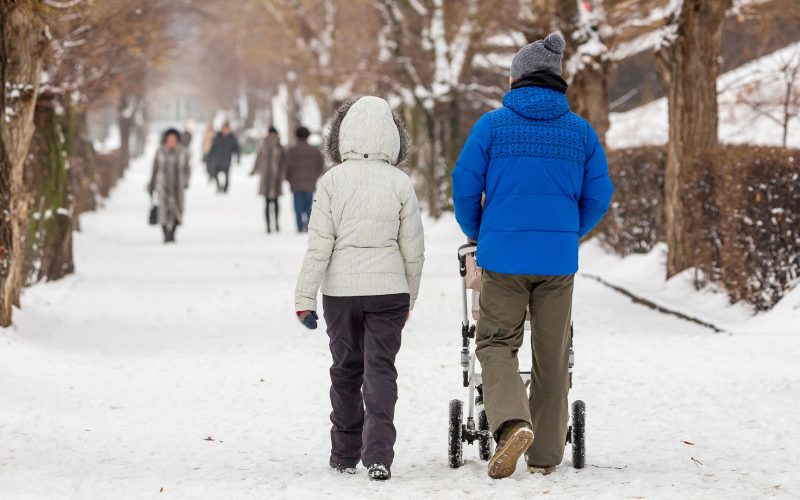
[452,86,614,275]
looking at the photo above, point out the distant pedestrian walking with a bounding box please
[294,96,425,481]
[286,126,324,232]
[181,122,193,148]
[206,122,240,193]
[148,129,190,243]
[201,119,216,181]
[251,127,286,233]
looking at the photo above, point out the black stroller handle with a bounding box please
[458,243,477,277]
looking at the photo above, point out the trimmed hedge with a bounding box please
[690,147,799,310]
[594,145,800,311]
[595,146,667,255]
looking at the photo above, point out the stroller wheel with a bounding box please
[448,399,464,468]
[571,400,586,469]
[477,410,493,461]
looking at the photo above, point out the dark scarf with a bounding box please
[510,70,569,94]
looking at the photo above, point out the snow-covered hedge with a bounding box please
[595,145,800,311]
[690,147,799,311]
[594,146,667,255]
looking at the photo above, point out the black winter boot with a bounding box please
[329,459,357,475]
[367,463,391,481]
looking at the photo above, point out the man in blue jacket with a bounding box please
[452,32,613,479]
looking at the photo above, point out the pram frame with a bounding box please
[451,243,586,469]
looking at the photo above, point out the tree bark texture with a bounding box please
[0,1,48,326]
[657,0,731,278]
[23,100,74,284]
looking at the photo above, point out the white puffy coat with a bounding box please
[294,96,425,312]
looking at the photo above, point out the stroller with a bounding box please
[448,243,586,469]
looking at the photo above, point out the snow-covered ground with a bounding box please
[608,42,800,149]
[580,241,800,336]
[1,141,799,499]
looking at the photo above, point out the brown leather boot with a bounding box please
[487,420,534,479]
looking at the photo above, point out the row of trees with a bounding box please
[196,0,791,278]
[1,0,795,325]
[0,0,178,326]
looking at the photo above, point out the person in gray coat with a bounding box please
[250,127,286,233]
[148,129,190,243]
[286,126,324,232]
[294,96,425,481]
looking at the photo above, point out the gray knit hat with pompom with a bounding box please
[510,32,566,80]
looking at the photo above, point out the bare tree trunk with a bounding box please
[423,109,442,218]
[62,106,98,221]
[0,1,47,326]
[571,65,610,144]
[285,76,303,147]
[657,0,731,278]
[23,99,74,284]
[118,91,133,175]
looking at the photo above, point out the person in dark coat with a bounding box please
[206,122,241,194]
[286,126,324,232]
[181,124,193,149]
[149,129,190,243]
[250,127,286,233]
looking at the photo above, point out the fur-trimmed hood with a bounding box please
[325,96,409,166]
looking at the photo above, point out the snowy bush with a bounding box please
[596,145,799,311]
[595,146,667,255]
[690,146,800,311]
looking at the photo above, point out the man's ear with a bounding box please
[509,75,514,88]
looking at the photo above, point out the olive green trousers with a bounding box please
[476,270,574,467]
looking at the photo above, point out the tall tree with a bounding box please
[656,0,732,278]
[0,0,48,326]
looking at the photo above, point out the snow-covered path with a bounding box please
[1,145,798,500]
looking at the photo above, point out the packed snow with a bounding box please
[608,42,800,149]
[0,138,798,499]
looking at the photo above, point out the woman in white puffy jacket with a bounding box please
[294,96,425,481]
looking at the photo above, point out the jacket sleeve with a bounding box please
[251,144,263,176]
[181,150,191,189]
[285,149,294,184]
[279,148,288,182]
[398,181,425,311]
[148,155,159,194]
[452,114,492,241]
[294,176,335,312]
[578,126,614,238]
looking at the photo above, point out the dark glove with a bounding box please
[296,310,319,330]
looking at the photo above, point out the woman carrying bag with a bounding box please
[148,128,190,243]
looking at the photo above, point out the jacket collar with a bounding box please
[510,70,569,94]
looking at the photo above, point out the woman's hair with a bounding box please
[162,128,181,144]
[324,96,410,166]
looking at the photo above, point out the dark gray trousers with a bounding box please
[322,293,409,467]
